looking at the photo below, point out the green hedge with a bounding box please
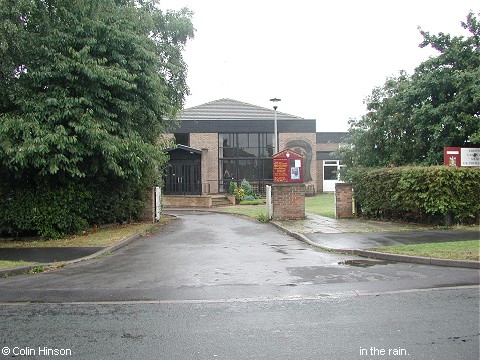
[0,179,147,239]
[350,166,480,225]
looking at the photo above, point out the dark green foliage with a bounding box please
[240,179,261,199]
[0,178,148,239]
[228,181,237,195]
[350,166,480,224]
[0,0,194,238]
[0,181,90,239]
[0,0,194,180]
[87,180,146,226]
[338,12,480,167]
[240,179,253,196]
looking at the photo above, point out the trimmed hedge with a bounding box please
[350,166,480,225]
[0,183,91,239]
[0,179,147,239]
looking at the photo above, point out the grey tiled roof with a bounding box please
[177,98,305,121]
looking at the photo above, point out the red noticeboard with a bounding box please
[444,147,462,167]
[444,147,480,167]
[273,149,303,183]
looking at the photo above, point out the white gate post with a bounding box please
[155,186,162,221]
[266,185,272,220]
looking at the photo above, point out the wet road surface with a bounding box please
[0,288,478,360]
[0,247,104,262]
[0,211,478,302]
[0,211,478,359]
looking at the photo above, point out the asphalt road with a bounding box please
[0,211,478,359]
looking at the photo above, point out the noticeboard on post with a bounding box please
[444,147,480,167]
[273,149,304,183]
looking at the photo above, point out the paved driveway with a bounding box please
[0,211,478,303]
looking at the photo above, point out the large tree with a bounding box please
[0,0,194,183]
[0,0,194,237]
[339,12,480,168]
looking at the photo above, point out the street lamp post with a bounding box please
[270,98,281,154]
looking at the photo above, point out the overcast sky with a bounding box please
[160,0,479,132]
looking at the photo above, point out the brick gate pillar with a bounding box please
[272,183,306,220]
[335,183,353,218]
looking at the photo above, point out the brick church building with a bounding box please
[164,98,348,196]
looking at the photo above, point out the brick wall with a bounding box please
[316,161,324,193]
[272,183,306,220]
[190,133,218,194]
[163,195,212,208]
[335,183,353,218]
[316,143,339,152]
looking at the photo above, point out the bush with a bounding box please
[0,177,148,239]
[240,179,253,196]
[228,181,237,195]
[349,166,480,224]
[0,183,91,239]
[233,187,245,201]
[257,213,270,223]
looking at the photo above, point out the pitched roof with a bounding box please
[177,98,305,121]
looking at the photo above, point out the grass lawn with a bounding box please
[370,240,480,261]
[216,193,336,220]
[305,193,335,218]
[0,222,153,249]
[215,205,267,219]
[0,260,37,270]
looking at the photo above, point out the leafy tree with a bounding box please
[339,12,480,169]
[0,0,194,184]
[0,0,194,237]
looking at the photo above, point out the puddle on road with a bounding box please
[338,259,395,267]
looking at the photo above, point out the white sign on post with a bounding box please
[461,148,480,167]
[155,186,161,221]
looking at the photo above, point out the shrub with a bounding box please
[228,181,237,195]
[240,179,253,196]
[349,166,480,224]
[233,188,245,201]
[0,177,148,239]
[0,183,91,239]
[257,213,270,223]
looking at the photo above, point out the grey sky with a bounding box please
[161,0,479,132]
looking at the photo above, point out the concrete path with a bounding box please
[274,213,479,268]
[305,230,480,250]
[276,213,435,234]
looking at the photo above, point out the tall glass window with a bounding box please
[219,133,273,193]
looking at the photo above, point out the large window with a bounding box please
[219,133,273,192]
